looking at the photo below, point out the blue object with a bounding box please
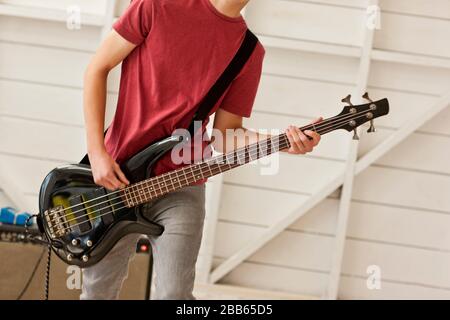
[0,207,15,224]
[0,207,33,226]
[16,212,32,226]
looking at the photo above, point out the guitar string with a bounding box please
[47,107,372,226]
[51,112,373,232]
[53,138,290,229]
[48,108,373,228]
[55,138,293,232]
[47,106,373,219]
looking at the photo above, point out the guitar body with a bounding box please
[37,134,184,267]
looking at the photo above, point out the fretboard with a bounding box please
[120,116,339,208]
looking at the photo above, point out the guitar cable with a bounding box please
[44,242,51,300]
[21,214,51,300]
[16,246,46,300]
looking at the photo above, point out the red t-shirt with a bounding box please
[105,0,265,180]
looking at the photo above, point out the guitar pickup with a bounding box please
[86,188,114,226]
[68,195,91,233]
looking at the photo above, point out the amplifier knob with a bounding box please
[86,240,93,247]
[71,238,80,246]
[67,254,73,261]
[82,255,89,262]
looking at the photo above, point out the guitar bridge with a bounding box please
[44,206,70,239]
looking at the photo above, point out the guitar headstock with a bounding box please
[336,92,389,140]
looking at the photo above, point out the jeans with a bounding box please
[80,184,206,300]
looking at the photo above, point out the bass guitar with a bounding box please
[36,93,389,267]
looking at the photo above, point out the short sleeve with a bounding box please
[113,0,154,45]
[219,43,265,118]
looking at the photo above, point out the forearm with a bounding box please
[214,126,271,153]
[215,125,320,155]
[80,30,136,189]
[83,66,109,155]
[212,108,321,155]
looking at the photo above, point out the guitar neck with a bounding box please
[120,116,339,207]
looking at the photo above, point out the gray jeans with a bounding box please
[80,184,206,300]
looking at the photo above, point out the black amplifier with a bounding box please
[0,223,43,244]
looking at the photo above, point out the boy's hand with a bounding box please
[89,149,130,191]
[283,117,322,155]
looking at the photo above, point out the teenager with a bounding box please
[81,0,321,299]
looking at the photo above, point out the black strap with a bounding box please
[81,29,258,165]
[187,29,258,136]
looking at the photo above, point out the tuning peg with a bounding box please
[352,129,359,140]
[341,94,353,106]
[367,120,376,133]
[362,92,373,102]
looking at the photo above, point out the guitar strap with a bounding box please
[186,29,258,137]
[80,29,258,165]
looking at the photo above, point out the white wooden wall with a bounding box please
[199,0,450,299]
[0,0,449,299]
[0,0,118,213]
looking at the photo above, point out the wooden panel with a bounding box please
[223,155,345,194]
[0,190,13,207]
[220,184,450,251]
[0,0,108,15]
[0,42,121,92]
[193,283,316,300]
[215,258,450,299]
[0,116,85,162]
[353,166,450,213]
[374,12,450,59]
[246,0,364,46]
[0,80,118,126]
[419,107,450,136]
[219,184,337,233]
[0,79,83,125]
[359,128,450,174]
[214,221,450,288]
[379,0,450,20]
[0,190,37,212]
[220,184,310,225]
[0,154,62,195]
[291,0,368,9]
[348,201,450,251]
[254,74,354,118]
[214,222,333,272]
[342,239,450,289]
[263,47,359,84]
[0,15,100,51]
[339,276,450,300]
[214,258,328,297]
[369,61,450,96]
[246,112,351,160]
